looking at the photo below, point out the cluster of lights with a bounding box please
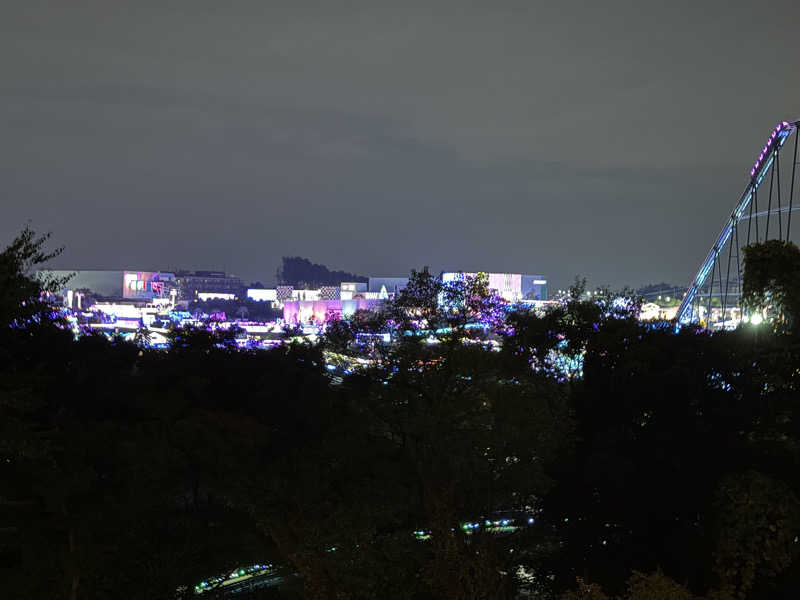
[750,121,790,177]
[741,313,764,326]
[458,516,533,534]
[194,564,273,595]
[413,529,432,540]
[194,516,536,593]
[415,515,535,540]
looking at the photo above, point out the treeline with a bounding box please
[276,256,367,288]
[2,230,800,599]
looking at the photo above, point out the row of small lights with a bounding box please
[194,564,273,594]
[751,121,790,177]
[194,518,537,592]
[553,290,601,296]
[412,516,534,540]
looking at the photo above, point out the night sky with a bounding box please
[2,0,799,290]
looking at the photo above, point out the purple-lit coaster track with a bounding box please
[676,119,800,327]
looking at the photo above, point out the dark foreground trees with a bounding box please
[3,232,800,599]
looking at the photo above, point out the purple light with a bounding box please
[750,122,794,179]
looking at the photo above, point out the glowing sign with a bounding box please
[123,271,174,299]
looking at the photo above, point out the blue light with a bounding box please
[677,123,796,324]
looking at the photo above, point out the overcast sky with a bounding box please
[2,0,799,289]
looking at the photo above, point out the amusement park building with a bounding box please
[441,272,547,302]
[283,298,383,325]
[175,270,244,300]
[43,269,176,302]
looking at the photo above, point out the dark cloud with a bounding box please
[1,0,799,289]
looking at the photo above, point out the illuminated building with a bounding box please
[197,292,236,301]
[368,277,409,299]
[440,272,547,302]
[283,299,383,325]
[42,269,175,303]
[340,282,367,299]
[175,270,243,300]
[247,289,277,302]
[123,271,176,299]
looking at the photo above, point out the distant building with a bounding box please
[520,275,547,301]
[283,299,383,325]
[319,286,340,300]
[41,269,175,302]
[43,270,125,298]
[123,271,176,300]
[368,277,409,299]
[175,270,243,300]
[247,289,277,302]
[197,292,236,302]
[441,272,547,302]
[276,286,294,303]
[340,282,367,300]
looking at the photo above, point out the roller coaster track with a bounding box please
[676,119,800,326]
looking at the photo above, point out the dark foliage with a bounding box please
[3,231,800,600]
[276,256,367,288]
[742,240,800,331]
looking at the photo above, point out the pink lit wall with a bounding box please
[283,299,383,324]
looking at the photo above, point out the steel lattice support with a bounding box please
[677,119,800,326]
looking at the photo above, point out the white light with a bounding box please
[751,313,763,326]
[247,289,277,301]
[198,292,235,301]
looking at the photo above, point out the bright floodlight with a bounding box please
[751,314,763,325]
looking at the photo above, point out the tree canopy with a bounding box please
[276,256,366,288]
[742,239,800,331]
[3,230,800,599]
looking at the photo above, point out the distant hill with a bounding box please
[276,256,367,288]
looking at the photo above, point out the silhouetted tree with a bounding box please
[276,256,366,288]
[742,240,800,331]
